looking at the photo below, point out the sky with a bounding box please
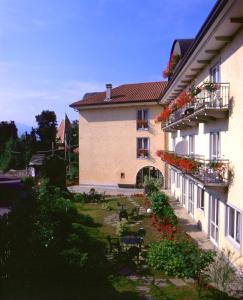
[0,0,216,128]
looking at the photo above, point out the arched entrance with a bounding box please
[136,166,163,188]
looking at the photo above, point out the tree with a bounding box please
[35,111,57,150]
[19,128,37,165]
[42,155,66,188]
[0,138,18,171]
[70,120,78,146]
[0,121,18,153]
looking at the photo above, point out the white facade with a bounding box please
[160,0,243,267]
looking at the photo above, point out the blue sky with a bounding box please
[0,0,215,127]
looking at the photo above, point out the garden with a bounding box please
[70,184,239,299]
[0,176,240,300]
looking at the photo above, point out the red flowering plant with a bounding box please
[155,90,194,123]
[148,191,178,239]
[203,81,220,93]
[207,161,228,179]
[155,81,222,124]
[157,150,200,174]
[162,54,181,79]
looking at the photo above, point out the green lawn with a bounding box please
[76,195,235,300]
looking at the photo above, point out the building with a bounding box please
[70,82,167,188]
[28,154,45,178]
[157,0,243,267]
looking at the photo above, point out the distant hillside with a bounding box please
[16,123,32,137]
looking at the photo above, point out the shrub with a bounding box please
[72,193,86,204]
[144,176,163,196]
[21,176,35,187]
[60,248,88,268]
[146,237,215,279]
[149,192,177,226]
[101,202,113,211]
[116,220,129,236]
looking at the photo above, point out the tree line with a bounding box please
[0,110,78,172]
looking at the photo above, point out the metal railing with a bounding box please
[164,83,230,127]
[162,151,230,186]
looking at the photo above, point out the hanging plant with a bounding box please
[162,54,181,78]
[203,81,220,92]
[157,150,201,173]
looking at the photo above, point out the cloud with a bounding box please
[0,79,105,126]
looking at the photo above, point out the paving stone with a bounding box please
[136,286,150,293]
[184,278,195,284]
[141,276,153,285]
[169,278,186,287]
[154,278,168,288]
[127,274,140,281]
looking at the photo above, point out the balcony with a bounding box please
[162,83,230,132]
[158,150,230,187]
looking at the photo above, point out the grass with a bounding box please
[75,195,236,300]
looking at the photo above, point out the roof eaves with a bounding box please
[160,0,229,99]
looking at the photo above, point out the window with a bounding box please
[137,138,149,158]
[210,63,220,83]
[172,137,176,151]
[176,173,180,188]
[189,135,195,156]
[226,205,241,245]
[197,187,204,211]
[182,177,187,206]
[188,180,194,216]
[171,169,175,184]
[137,109,149,130]
[210,132,220,160]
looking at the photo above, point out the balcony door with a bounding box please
[210,132,220,160]
[210,63,221,106]
[189,135,195,156]
[209,195,219,245]
[210,64,220,83]
[188,180,194,216]
[181,177,187,207]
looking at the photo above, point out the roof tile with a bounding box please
[70,81,167,108]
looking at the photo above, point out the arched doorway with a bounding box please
[136,166,164,188]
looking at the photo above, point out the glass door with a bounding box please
[210,132,220,160]
[209,195,219,244]
[182,177,187,207]
[188,180,194,216]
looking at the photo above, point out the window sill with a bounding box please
[226,235,241,252]
[137,128,149,131]
[197,207,205,214]
[137,157,149,160]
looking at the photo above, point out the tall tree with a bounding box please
[18,128,37,166]
[70,120,78,146]
[35,111,57,150]
[0,121,18,153]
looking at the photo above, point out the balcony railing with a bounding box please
[137,149,149,158]
[162,83,230,131]
[158,150,230,186]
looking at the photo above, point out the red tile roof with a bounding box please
[70,81,167,108]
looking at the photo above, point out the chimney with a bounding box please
[105,83,112,101]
